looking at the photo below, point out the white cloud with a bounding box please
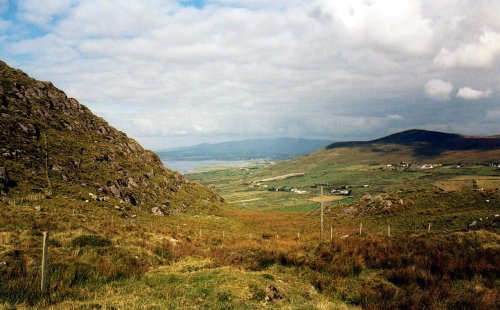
[3,0,500,148]
[424,79,454,101]
[17,0,78,27]
[55,0,177,38]
[387,114,403,120]
[434,31,500,69]
[319,0,434,55]
[207,0,306,9]
[456,87,492,100]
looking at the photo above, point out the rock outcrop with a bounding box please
[339,194,414,217]
[0,60,222,213]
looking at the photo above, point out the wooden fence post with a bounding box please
[330,226,333,241]
[387,225,391,237]
[359,222,363,236]
[428,223,431,233]
[41,232,49,294]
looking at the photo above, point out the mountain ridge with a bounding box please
[327,129,500,158]
[157,137,331,161]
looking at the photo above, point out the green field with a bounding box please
[188,160,500,214]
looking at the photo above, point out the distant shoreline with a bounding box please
[160,159,266,174]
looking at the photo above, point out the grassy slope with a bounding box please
[181,145,499,308]
[0,197,353,309]
[1,195,498,309]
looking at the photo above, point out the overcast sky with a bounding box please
[1,0,499,150]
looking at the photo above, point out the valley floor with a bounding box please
[1,161,499,309]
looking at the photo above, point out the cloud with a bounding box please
[0,18,10,32]
[207,0,306,9]
[319,0,433,55]
[17,0,78,27]
[387,114,403,120]
[456,87,492,100]
[434,31,500,69]
[486,109,500,119]
[55,0,177,38]
[2,0,500,149]
[424,79,454,101]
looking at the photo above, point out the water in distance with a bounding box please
[161,159,255,174]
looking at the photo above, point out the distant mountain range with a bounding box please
[157,138,332,161]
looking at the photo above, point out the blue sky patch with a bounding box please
[179,0,205,9]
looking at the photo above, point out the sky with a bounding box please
[1,0,500,150]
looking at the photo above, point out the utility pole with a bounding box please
[320,186,324,240]
[42,133,52,196]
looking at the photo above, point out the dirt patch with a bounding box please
[309,195,345,203]
[435,177,500,192]
[228,198,263,204]
[252,173,304,183]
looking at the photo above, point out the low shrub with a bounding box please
[154,245,173,261]
[71,235,111,248]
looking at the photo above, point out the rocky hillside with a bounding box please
[0,61,222,214]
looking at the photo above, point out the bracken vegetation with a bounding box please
[0,195,498,309]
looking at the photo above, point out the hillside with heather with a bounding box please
[0,61,222,214]
[282,129,500,167]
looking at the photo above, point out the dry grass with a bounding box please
[0,192,499,309]
[310,195,345,203]
[435,176,500,192]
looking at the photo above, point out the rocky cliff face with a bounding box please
[0,61,222,213]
